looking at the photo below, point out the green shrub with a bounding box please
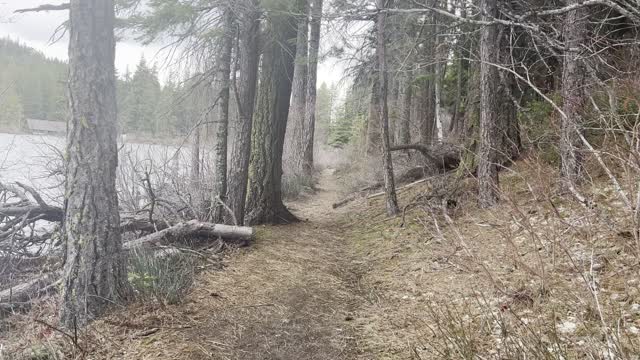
[128,249,197,305]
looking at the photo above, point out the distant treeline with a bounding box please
[0,38,199,136]
[0,38,67,129]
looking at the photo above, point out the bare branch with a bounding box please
[14,3,70,13]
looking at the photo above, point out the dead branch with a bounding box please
[1,220,255,312]
[14,3,70,13]
[390,143,460,171]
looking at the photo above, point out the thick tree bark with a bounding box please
[477,0,500,208]
[376,0,400,216]
[245,5,299,225]
[284,0,310,181]
[61,0,130,328]
[211,9,234,223]
[560,0,587,187]
[304,0,323,176]
[227,0,260,225]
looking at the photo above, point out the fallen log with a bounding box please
[367,178,428,199]
[0,270,62,313]
[120,214,172,233]
[332,194,361,209]
[390,143,460,171]
[123,220,255,249]
[0,220,255,313]
[0,205,63,222]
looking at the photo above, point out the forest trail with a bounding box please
[114,168,372,359]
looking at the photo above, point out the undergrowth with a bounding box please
[128,249,198,305]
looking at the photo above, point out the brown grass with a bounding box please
[3,157,640,359]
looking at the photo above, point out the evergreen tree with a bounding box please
[126,56,161,134]
[0,87,24,129]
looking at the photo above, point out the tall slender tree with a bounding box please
[211,8,234,222]
[61,0,130,328]
[284,0,310,181]
[303,0,324,176]
[227,0,260,225]
[477,0,500,207]
[560,0,587,188]
[376,0,400,216]
[397,66,412,146]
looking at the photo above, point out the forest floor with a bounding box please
[5,158,640,359]
[34,168,377,359]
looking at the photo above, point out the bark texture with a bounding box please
[477,0,500,208]
[560,0,587,186]
[449,7,468,135]
[398,68,412,146]
[376,0,400,216]
[123,220,254,249]
[303,0,323,175]
[227,0,260,225]
[284,0,310,180]
[245,5,299,225]
[61,0,130,328]
[211,9,234,223]
[365,81,381,155]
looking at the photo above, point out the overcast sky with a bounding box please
[0,1,344,86]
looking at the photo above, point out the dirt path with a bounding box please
[116,169,370,359]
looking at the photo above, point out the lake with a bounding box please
[0,133,194,206]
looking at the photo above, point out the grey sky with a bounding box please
[0,1,343,86]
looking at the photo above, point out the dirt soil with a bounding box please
[86,168,375,359]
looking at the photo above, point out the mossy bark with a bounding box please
[227,0,260,225]
[211,9,234,223]
[245,2,299,225]
[61,0,130,328]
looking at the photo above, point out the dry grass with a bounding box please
[339,156,640,359]
[3,157,640,359]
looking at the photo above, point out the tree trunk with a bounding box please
[433,14,444,141]
[304,0,323,176]
[398,67,412,146]
[560,0,587,186]
[477,0,500,208]
[284,0,309,181]
[191,125,201,187]
[376,0,400,216]
[211,9,234,223]
[61,0,130,328]
[449,3,468,135]
[227,0,260,225]
[245,5,299,225]
[388,76,400,145]
[365,80,381,155]
[497,42,522,163]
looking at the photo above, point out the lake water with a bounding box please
[0,133,194,206]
